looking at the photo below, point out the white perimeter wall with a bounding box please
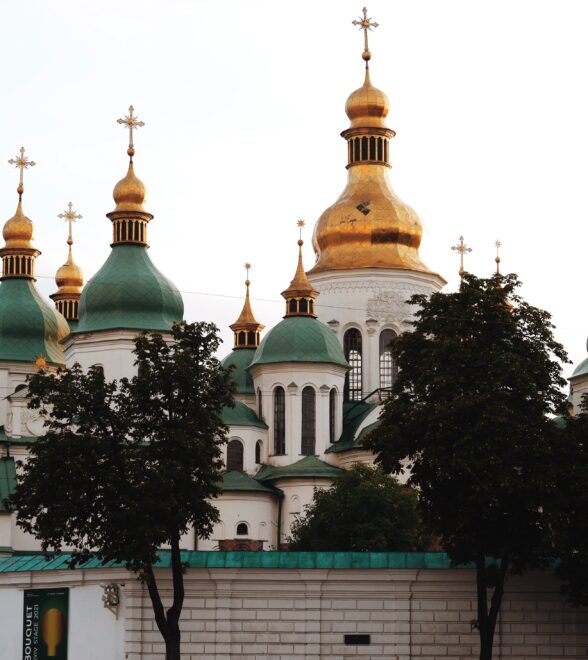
[1,564,587,659]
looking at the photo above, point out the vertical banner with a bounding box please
[23,588,69,660]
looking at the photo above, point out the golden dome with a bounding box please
[112,162,147,213]
[2,199,34,249]
[282,239,319,317]
[345,67,389,129]
[54,247,84,296]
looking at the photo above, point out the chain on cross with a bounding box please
[117,105,145,159]
[352,7,379,57]
[8,147,36,196]
[451,235,472,277]
[58,202,83,246]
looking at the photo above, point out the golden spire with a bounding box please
[352,7,379,65]
[108,105,152,244]
[51,202,84,322]
[230,262,265,349]
[282,221,319,317]
[451,236,472,277]
[494,239,502,275]
[0,147,40,280]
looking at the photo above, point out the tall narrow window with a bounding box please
[329,388,337,444]
[379,329,397,391]
[227,440,244,472]
[361,136,368,160]
[344,329,363,401]
[273,386,286,455]
[255,440,262,465]
[301,386,316,455]
[257,388,263,419]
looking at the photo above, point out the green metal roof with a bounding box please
[75,244,183,334]
[221,401,267,429]
[0,550,468,572]
[219,470,276,494]
[255,455,343,481]
[0,457,16,512]
[572,356,588,378]
[221,348,256,395]
[0,279,68,364]
[248,316,348,369]
[326,401,379,453]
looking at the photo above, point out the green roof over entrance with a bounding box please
[255,455,343,481]
[221,401,267,429]
[0,279,68,364]
[75,244,183,333]
[248,316,348,369]
[219,471,276,493]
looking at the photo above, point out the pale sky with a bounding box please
[1,0,587,374]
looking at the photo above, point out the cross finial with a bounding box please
[117,105,145,161]
[451,235,472,277]
[494,240,502,274]
[352,7,379,62]
[8,147,36,198]
[297,219,305,242]
[58,202,83,246]
[244,262,251,285]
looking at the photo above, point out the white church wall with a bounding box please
[223,426,268,475]
[272,477,332,543]
[570,373,588,415]
[309,269,444,398]
[249,363,346,466]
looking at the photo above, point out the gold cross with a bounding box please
[495,239,502,274]
[58,202,83,246]
[451,235,472,277]
[117,105,145,158]
[352,7,379,55]
[8,147,36,196]
[297,219,305,241]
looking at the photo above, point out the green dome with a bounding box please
[248,316,348,369]
[221,348,256,395]
[572,356,588,378]
[76,244,183,333]
[0,279,69,364]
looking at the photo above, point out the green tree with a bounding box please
[9,321,234,660]
[365,273,568,660]
[552,394,588,605]
[288,463,429,551]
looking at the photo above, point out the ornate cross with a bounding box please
[58,202,83,246]
[117,105,145,157]
[494,239,502,274]
[451,235,472,277]
[8,147,36,195]
[297,219,305,241]
[244,262,251,284]
[352,7,379,54]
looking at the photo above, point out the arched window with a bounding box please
[257,388,263,419]
[301,386,316,455]
[379,329,397,391]
[236,522,249,536]
[344,329,363,401]
[329,388,337,444]
[255,440,262,465]
[226,439,244,472]
[273,386,286,455]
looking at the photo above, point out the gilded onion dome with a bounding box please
[75,106,183,334]
[308,29,440,278]
[50,203,84,326]
[0,148,68,364]
[229,265,265,349]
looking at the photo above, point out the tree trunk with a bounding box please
[165,634,181,660]
[476,555,509,660]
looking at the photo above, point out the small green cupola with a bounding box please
[75,106,184,334]
[0,148,69,365]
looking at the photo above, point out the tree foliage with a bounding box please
[9,321,234,660]
[365,273,568,660]
[288,463,430,551]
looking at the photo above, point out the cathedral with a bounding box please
[0,12,585,559]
